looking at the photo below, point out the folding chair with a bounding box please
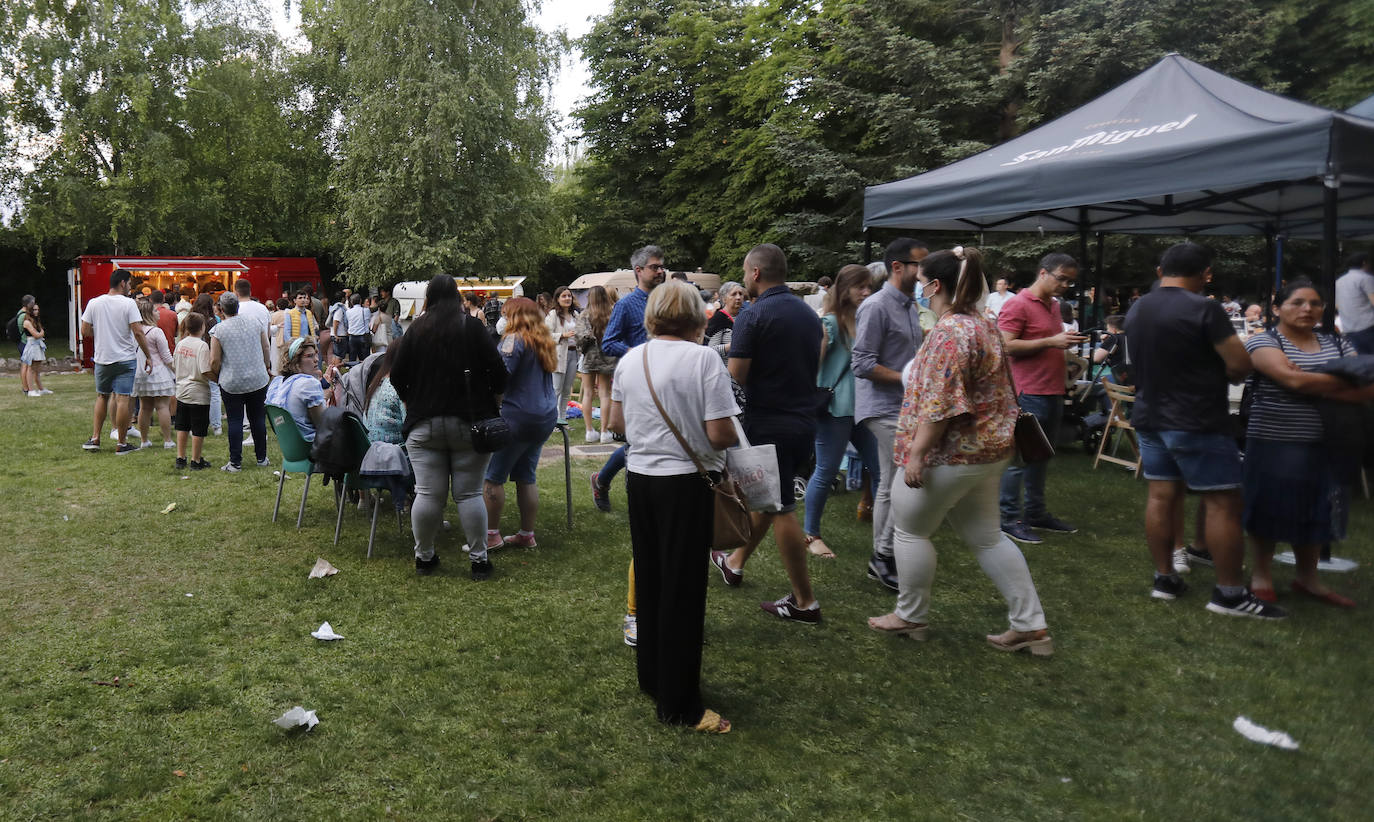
[1093,381,1141,475]
[266,403,327,527]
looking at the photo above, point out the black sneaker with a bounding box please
[1026,514,1077,533]
[1001,521,1043,545]
[760,593,821,625]
[175,457,187,470]
[867,554,899,592]
[589,471,611,513]
[1151,574,1189,601]
[1184,545,1214,567]
[189,458,211,470]
[1206,588,1288,620]
[471,558,494,581]
[81,437,101,452]
[114,442,137,455]
[415,554,440,576]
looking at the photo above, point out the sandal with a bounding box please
[804,534,836,559]
[986,628,1054,657]
[867,613,929,640]
[1291,580,1356,608]
[692,708,732,734]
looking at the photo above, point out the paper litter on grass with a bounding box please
[160,503,177,514]
[1233,716,1298,750]
[272,706,319,731]
[311,622,344,641]
[308,558,340,578]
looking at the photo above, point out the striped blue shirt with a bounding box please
[1244,330,1354,442]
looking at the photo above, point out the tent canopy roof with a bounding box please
[864,55,1374,238]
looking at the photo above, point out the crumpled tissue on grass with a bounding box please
[273,706,319,731]
[1233,716,1298,750]
[308,558,340,578]
[311,622,344,641]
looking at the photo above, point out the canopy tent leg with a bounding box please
[1095,232,1105,329]
[1322,177,1339,330]
[864,228,873,264]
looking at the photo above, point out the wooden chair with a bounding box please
[1094,381,1141,475]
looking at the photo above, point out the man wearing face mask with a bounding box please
[851,237,928,591]
[997,253,1088,544]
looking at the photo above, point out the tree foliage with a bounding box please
[298,0,558,285]
[569,0,1373,280]
[0,0,330,259]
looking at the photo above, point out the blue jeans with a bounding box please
[803,413,880,536]
[1344,326,1374,355]
[599,444,627,488]
[999,393,1063,524]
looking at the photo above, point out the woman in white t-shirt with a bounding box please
[606,279,739,734]
[544,286,579,423]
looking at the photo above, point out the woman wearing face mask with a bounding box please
[801,265,882,559]
[867,247,1054,657]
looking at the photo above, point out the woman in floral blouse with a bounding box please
[867,247,1053,657]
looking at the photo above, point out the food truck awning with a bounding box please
[110,258,249,271]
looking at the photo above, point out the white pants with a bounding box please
[889,457,1047,631]
[863,416,898,560]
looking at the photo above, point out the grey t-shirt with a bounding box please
[1335,269,1374,333]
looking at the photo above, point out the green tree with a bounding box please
[0,0,329,258]
[299,0,558,286]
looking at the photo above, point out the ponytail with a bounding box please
[920,247,987,316]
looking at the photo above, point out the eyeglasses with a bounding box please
[892,260,923,266]
[1045,272,1076,285]
[643,263,667,272]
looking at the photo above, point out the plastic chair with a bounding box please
[266,403,325,527]
[1093,381,1141,475]
[332,414,378,549]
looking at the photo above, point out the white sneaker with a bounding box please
[164,441,176,449]
[108,428,139,440]
[600,430,615,444]
[221,462,241,473]
[26,390,42,397]
[1172,548,1190,574]
[585,429,599,443]
[139,440,154,450]
[38,388,52,395]
[622,614,637,647]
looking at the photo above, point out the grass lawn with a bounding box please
[1,372,1370,820]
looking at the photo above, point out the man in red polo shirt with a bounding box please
[997,253,1087,544]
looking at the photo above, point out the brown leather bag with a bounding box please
[642,348,752,550]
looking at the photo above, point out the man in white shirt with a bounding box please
[1335,250,1374,353]
[346,293,370,360]
[985,277,1013,319]
[232,279,271,335]
[80,269,153,453]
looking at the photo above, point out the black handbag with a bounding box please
[460,314,512,454]
[1001,343,1055,463]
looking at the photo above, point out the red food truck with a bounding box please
[68,255,323,366]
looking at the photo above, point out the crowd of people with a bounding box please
[58,238,1373,737]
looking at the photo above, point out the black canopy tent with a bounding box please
[863,54,1374,322]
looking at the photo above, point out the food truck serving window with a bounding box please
[112,259,249,296]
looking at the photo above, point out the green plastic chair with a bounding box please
[332,414,412,558]
[332,414,375,548]
[266,403,325,528]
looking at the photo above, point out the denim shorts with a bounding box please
[1137,429,1242,490]
[484,435,546,485]
[94,359,136,396]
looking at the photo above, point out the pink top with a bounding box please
[997,290,1066,396]
[894,313,1016,468]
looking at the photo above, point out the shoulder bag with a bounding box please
[1000,338,1054,463]
[641,346,753,550]
[459,314,512,453]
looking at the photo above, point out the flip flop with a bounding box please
[804,534,836,559]
[692,708,732,734]
[1290,580,1356,608]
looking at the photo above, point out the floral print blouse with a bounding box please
[894,312,1017,468]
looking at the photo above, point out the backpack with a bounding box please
[6,311,22,343]
[308,407,368,485]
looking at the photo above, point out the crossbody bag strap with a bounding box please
[458,313,479,422]
[641,344,714,480]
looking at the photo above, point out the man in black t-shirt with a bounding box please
[1125,242,1285,620]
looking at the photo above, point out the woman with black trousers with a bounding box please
[607,280,739,733]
